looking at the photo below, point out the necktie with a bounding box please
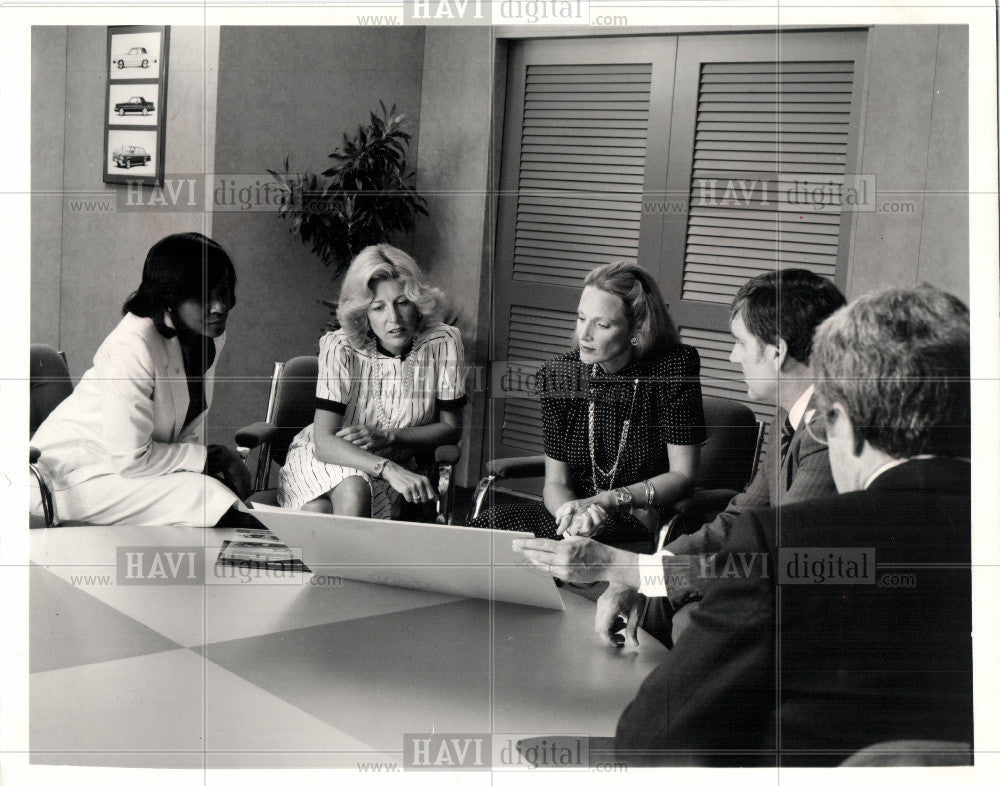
[779,415,794,460]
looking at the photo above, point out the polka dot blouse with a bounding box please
[539,345,706,497]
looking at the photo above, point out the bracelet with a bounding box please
[372,458,389,478]
[643,480,656,510]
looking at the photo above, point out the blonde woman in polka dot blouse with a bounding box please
[278,245,466,519]
[469,262,705,542]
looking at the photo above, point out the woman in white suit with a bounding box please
[30,233,252,526]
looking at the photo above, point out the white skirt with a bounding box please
[277,431,407,519]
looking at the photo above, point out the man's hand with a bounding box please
[596,583,641,648]
[512,535,638,586]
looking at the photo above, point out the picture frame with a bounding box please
[103,25,169,186]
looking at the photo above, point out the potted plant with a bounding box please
[268,102,428,278]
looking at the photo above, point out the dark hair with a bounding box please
[122,232,236,317]
[730,269,846,364]
[812,284,970,459]
[582,262,680,355]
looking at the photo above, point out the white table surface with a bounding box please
[30,523,669,769]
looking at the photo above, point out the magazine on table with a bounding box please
[216,528,308,571]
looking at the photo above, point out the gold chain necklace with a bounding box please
[587,365,640,492]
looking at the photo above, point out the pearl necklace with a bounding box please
[371,346,419,428]
[587,365,640,492]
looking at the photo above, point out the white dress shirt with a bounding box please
[637,386,816,598]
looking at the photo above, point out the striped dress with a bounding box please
[277,323,466,517]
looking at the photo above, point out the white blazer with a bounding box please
[31,312,225,490]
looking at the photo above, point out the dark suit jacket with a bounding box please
[661,398,837,606]
[616,457,973,766]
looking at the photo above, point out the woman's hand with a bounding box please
[554,491,615,537]
[336,425,392,452]
[204,444,253,501]
[381,462,437,505]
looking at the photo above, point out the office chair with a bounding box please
[235,356,461,523]
[655,395,765,547]
[840,740,972,766]
[470,396,765,540]
[29,344,74,528]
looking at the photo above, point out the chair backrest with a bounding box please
[30,344,73,437]
[267,355,319,467]
[694,396,762,492]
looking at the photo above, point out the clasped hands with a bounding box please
[553,490,619,537]
[337,424,391,451]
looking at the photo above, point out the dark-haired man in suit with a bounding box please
[645,269,845,633]
[612,284,973,765]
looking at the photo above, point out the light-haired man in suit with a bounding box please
[613,284,972,765]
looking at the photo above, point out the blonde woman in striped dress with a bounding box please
[278,245,466,518]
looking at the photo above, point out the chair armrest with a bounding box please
[485,454,546,479]
[658,511,703,548]
[468,455,547,523]
[432,445,461,525]
[434,444,461,466]
[673,488,739,523]
[656,488,740,550]
[234,422,278,450]
[28,458,58,527]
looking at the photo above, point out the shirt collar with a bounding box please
[863,455,936,489]
[375,339,412,360]
[787,384,815,431]
[370,325,427,361]
[584,349,646,379]
[154,310,177,339]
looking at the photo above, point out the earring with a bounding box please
[630,336,639,346]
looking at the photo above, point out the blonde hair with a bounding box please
[812,284,970,458]
[336,244,443,348]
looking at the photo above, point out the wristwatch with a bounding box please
[372,458,389,478]
[611,487,633,511]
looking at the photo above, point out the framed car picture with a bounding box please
[103,25,169,186]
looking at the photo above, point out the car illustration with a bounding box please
[115,47,154,69]
[114,96,155,116]
[112,145,151,169]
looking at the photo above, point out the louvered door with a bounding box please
[660,31,867,421]
[489,37,676,466]
[488,31,866,475]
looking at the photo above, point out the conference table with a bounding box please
[30,523,669,769]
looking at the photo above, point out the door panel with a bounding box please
[487,30,867,471]
[660,31,867,421]
[490,36,677,465]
